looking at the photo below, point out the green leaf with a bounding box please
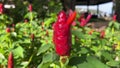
[72,29,84,39]
[13,46,24,58]
[107,60,120,67]
[43,53,53,63]
[77,62,93,68]
[86,56,109,68]
[80,48,89,54]
[114,22,120,30]
[77,56,110,68]
[37,52,58,68]
[101,51,113,61]
[44,17,56,27]
[20,61,29,68]
[37,44,51,55]
[37,62,51,68]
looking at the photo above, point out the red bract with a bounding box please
[53,10,76,56]
[6,27,11,33]
[113,14,117,21]
[100,30,105,38]
[67,11,76,25]
[8,52,14,68]
[0,3,3,14]
[69,10,76,26]
[79,14,92,27]
[28,4,32,12]
[86,14,92,23]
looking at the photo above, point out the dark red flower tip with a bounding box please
[0,3,3,14]
[30,34,35,40]
[28,4,32,12]
[6,27,11,33]
[8,52,14,68]
[100,30,105,38]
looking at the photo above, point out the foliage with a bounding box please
[0,1,120,68]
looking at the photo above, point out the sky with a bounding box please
[76,2,113,14]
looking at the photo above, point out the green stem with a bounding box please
[30,12,33,22]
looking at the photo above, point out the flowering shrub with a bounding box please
[0,2,120,68]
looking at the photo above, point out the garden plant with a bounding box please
[0,0,120,68]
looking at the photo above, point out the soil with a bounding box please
[87,21,109,32]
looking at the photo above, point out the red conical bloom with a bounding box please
[53,10,76,56]
[8,52,14,68]
[0,3,3,14]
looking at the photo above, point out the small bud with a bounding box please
[30,34,35,41]
[100,30,105,38]
[6,27,11,33]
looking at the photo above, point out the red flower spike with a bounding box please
[6,27,11,33]
[100,30,105,38]
[53,10,76,56]
[28,4,32,12]
[113,15,117,21]
[0,3,3,14]
[67,11,77,25]
[8,52,14,68]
